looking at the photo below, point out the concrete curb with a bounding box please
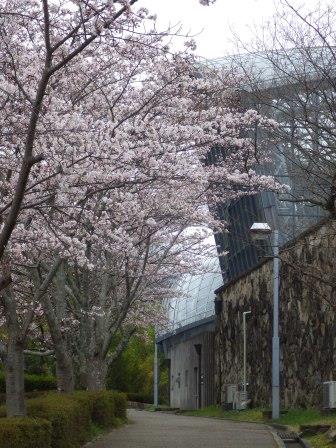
[268,425,313,448]
[270,430,286,448]
[299,438,312,448]
[174,411,283,445]
[175,411,313,446]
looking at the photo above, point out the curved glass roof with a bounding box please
[159,233,223,335]
[209,47,336,90]
[159,49,331,336]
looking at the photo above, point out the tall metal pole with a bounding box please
[272,230,280,419]
[154,341,159,408]
[243,311,251,394]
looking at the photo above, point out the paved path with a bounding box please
[89,409,278,448]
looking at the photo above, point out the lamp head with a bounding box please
[250,222,272,242]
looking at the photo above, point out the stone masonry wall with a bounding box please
[215,219,336,408]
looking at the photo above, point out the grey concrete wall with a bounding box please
[215,218,336,408]
[162,329,215,410]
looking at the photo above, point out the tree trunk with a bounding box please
[40,291,74,393]
[85,357,107,391]
[5,338,25,417]
[55,349,75,393]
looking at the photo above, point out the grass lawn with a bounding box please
[183,406,336,447]
[183,406,265,422]
[304,433,333,448]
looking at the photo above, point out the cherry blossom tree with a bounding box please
[0,259,61,416]
[0,0,279,417]
[46,225,219,392]
[0,0,216,285]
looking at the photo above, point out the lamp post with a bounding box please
[250,223,280,420]
[153,339,159,408]
[243,310,251,395]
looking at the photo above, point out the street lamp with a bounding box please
[153,340,159,408]
[250,222,280,420]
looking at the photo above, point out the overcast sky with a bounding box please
[141,0,332,59]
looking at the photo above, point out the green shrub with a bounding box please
[113,391,127,420]
[0,391,127,448]
[24,375,57,392]
[0,373,56,394]
[73,390,127,428]
[92,391,127,426]
[0,417,51,448]
[27,393,91,448]
[0,391,50,413]
[90,392,116,427]
[127,391,153,404]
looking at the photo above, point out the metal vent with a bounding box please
[226,384,237,404]
[323,381,336,409]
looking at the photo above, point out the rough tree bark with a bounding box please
[40,293,75,393]
[84,327,136,391]
[5,336,25,417]
[52,263,75,392]
[55,349,75,393]
[1,256,26,417]
[2,257,63,415]
[85,356,108,391]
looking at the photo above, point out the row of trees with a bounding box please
[0,0,276,417]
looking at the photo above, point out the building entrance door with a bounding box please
[193,344,202,409]
[194,367,199,409]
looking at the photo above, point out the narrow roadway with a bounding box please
[89,409,278,448]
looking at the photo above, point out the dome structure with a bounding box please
[160,234,223,335]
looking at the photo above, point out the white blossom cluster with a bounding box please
[0,0,279,377]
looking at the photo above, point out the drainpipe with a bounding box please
[154,340,159,407]
[243,311,251,394]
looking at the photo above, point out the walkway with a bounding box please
[88,409,278,448]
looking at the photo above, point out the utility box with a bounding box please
[323,381,336,409]
[227,384,238,403]
[224,384,249,410]
[224,384,238,410]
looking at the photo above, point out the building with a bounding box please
[156,238,222,410]
[157,49,331,409]
[214,219,336,408]
[210,50,327,283]
[212,49,334,409]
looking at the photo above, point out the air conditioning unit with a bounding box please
[225,385,249,410]
[224,384,238,410]
[227,384,237,403]
[323,381,336,409]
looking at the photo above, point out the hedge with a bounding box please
[27,393,91,448]
[112,391,127,420]
[0,417,52,448]
[127,392,153,404]
[0,373,57,394]
[0,391,127,448]
[0,391,50,406]
[74,390,127,428]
